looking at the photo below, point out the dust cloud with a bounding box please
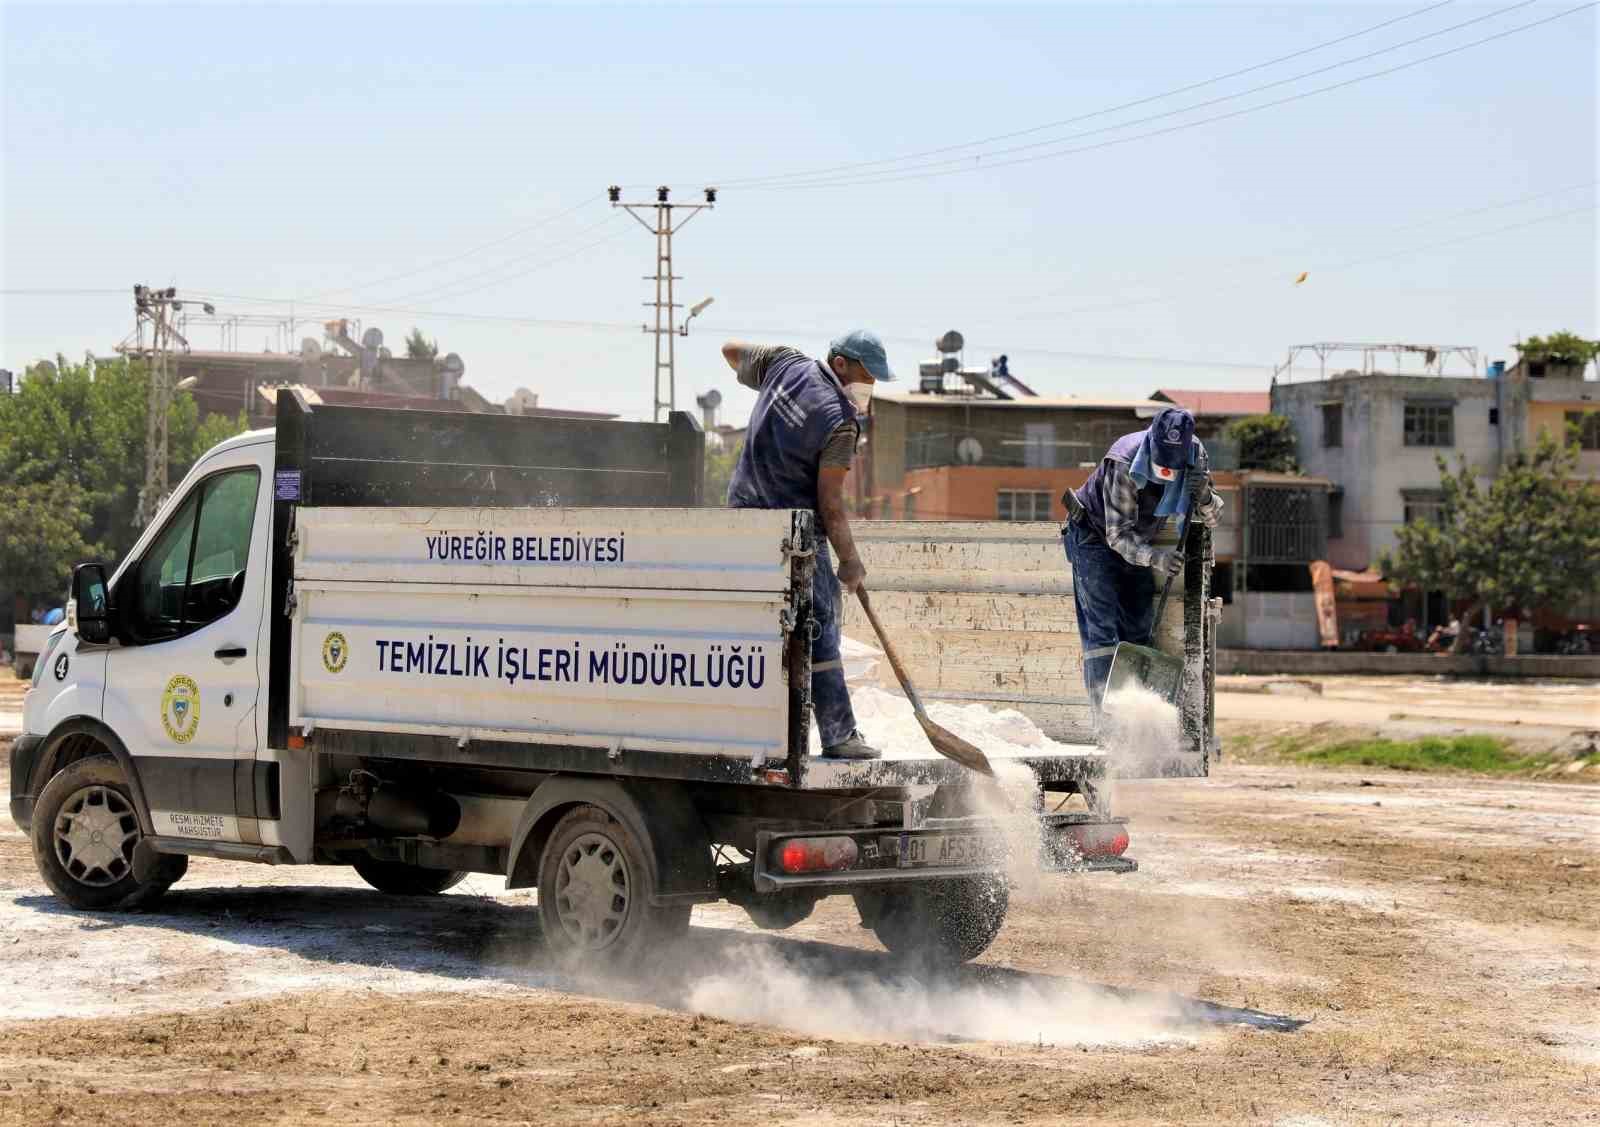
[1098,683,1182,776]
[674,939,1189,1048]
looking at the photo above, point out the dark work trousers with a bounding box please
[810,540,857,748]
[1062,520,1156,710]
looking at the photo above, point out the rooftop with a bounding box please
[1150,388,1269,416]
[876,388,1165,413]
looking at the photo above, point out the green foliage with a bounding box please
[404,327,439,360]
[1294,734,1542,774]
[1380,428,1600,622]
[1513,331,1600,370]
[0,480,99,605]
[703,440,742,506]
[1223,413,1299,473]
[0,357,251,606]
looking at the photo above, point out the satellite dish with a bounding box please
[697,388,722,409]
[361,327,384,351]
[300,338,321,359]
[956,437,984,464]
[34,360,57,378]
[441,352,464,377]
[936,330,965,354]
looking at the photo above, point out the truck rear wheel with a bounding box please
[32,755,186,910]
[536,804,689,968]
[351,857,468,896]
[855,875,1009,967]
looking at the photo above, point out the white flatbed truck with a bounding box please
[11,393,1214,967]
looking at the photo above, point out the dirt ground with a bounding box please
[1,672,1597,1125]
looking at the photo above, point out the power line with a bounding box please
[1020,188,1598,319]
[768,0,1539,189]
[295,194,602,302]
[373,212,629,306]
[183,289,639,332]
[0,288,130,297]
[755,3,1596,191]
[716,0,1464,189]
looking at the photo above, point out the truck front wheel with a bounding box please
[855,875,1009,967]
[351,857,468,895]
[32,755,186,910]
[536,804,689,968]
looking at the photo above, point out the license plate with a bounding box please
[893,833,1003,869]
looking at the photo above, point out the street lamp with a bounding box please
[680,296,715,336]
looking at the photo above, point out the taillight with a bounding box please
[1066,824,1129,858]
[776,836,859,874]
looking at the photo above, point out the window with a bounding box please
[1328,488,1344,539]
[1403,403,1454,447]
[1321,402,1343,448]
[902,491,917,519]
[997,489,1053,521]
[1566,410,1600,451]
[1402,488,1445,526]
[130,468,260,641]
[1489,407,1499,427]
[1023,423,1055,468]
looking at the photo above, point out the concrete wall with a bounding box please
[1217,648,1600,679]
[1273,374,1500,571]
[1218,592,1321,650]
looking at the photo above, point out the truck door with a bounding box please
[103,450,271,844]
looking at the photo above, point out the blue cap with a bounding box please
[829,329,895,382]
[1147,407,1196,477]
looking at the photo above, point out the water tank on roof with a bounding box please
[1487,360,1505,379]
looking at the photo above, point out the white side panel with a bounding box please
[292,508,797,764]
[295,507,798,593]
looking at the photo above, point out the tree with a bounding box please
[703,440,742,505]
[1380,428,1600,651]
[0,480,98,606]
[404,327,439,360]
[0,356,251,610]
[1513,331,1600,373]
[1223,413,1299,473]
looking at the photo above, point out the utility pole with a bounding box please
[131,285,207,526]
[609,185,715,422]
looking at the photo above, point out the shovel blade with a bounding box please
[1105,641,1185,706]
[916,712,996,777]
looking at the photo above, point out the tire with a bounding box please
[536,804,689,968]
[351,857,468,896]
[855,876,1010,967]
[31,755,186,910]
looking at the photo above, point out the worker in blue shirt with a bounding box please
[1062,406,1223,709]
[721,330,891,761]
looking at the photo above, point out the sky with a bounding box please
[2,1,1596,424]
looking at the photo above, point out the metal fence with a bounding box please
[1245,483,1328,563]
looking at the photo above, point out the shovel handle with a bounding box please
[1152,506,1196,631]
[854,586,926,715]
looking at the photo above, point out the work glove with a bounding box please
[1185,469,1213,508]
[1152,549,1185,579]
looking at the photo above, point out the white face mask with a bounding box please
[846,381,874,416]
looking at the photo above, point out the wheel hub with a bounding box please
[555,832,630,950]
[54,785,137,887]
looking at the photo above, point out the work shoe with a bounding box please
[822,731,881,760]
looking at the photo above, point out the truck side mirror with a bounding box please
[71,562,112,645]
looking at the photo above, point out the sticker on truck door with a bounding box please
[161,674,201,743]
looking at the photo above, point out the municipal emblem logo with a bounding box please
[53,652,70,681]
[322,631,348,674]
[161,674,200,744]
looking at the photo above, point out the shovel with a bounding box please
[1103,506,1194,707]
[853,586,995,777]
